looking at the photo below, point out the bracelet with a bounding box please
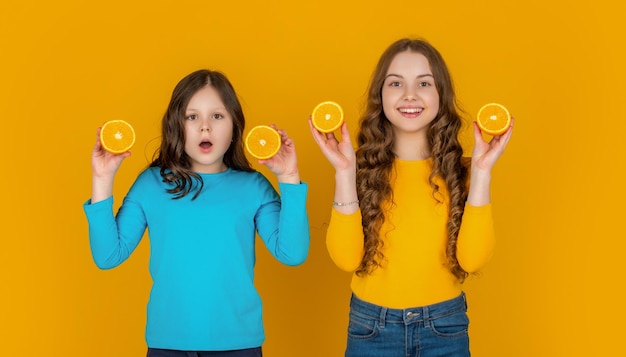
[332,200,359,207]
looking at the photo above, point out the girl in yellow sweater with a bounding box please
[309,38,513,356]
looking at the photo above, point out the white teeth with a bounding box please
[399,108,423,114]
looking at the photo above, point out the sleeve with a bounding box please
[255,178,310,266]
[83,187,147,270]
[455,203,496,273]
[326,208,365,272]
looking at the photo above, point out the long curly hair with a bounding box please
[150,69,254,199]
[355,38,470,282]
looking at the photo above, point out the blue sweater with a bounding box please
[83,167,310,350]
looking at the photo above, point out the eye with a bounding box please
[211,113,225,120]
[418,81,431,87]
[185,114,198,120]
[389,81,401,87]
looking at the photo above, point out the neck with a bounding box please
[393,131,430,160]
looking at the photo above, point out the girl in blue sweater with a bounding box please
[84,69,310,356]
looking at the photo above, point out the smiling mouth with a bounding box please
[398,107,423,114]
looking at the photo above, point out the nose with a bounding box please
[200,122,211,132]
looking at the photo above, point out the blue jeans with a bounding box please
[146,347,262,357]
[345,293,470,357]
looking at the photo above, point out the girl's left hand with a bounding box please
[259,125,300,184]
[471,118,514,171]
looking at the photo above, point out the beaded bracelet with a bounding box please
[332,200,359,207]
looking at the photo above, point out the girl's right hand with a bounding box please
[91,127,130,179]
[308,118,356,173]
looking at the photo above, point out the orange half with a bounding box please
[100,120,136,154]
[245,125,282,160]
[476,103,511,136]
[311,101,344,133]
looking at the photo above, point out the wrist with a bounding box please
[335,168,356,182]
[333,199,359,207]
[470,168,492,182]
[468,170,492,206]
[277,172,300,184]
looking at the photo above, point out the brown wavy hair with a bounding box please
[356,38,470,282]
[150,69,254,199]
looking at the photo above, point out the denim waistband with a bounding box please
[350,292,467,326]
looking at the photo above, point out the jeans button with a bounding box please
[407,311,420,319]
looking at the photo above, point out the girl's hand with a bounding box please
[259,125,300,184]
[471,118,514,172]
[90,127,130,203]
[92,127,130,179]
[308,118,356,173]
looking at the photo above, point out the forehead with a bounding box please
[386,51,432,75]
[187,85,226,109]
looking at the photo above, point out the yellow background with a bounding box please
[1,0,624,356]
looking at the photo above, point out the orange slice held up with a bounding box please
[245,125,282,160]
[100,119,136,154]
[311,101,344,133]
[476,103,511,136]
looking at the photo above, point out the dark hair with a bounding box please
[356,38,470,281]
[150,69,253,199]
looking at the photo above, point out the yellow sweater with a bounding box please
[326,159,495,308]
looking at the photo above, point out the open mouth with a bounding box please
[398,107,423,114]
[199,139,213,150]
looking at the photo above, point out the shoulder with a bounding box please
[127,167,166,194]
[227,169,278,198]
[134,166,163,183]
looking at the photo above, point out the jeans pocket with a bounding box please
[347,311,379,340]
[429,309,469,338]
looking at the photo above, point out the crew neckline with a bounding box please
[395,157,432,164]
[197,167,232,177]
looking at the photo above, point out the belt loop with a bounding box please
[423,305,431,329]
[378,307,387,329]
